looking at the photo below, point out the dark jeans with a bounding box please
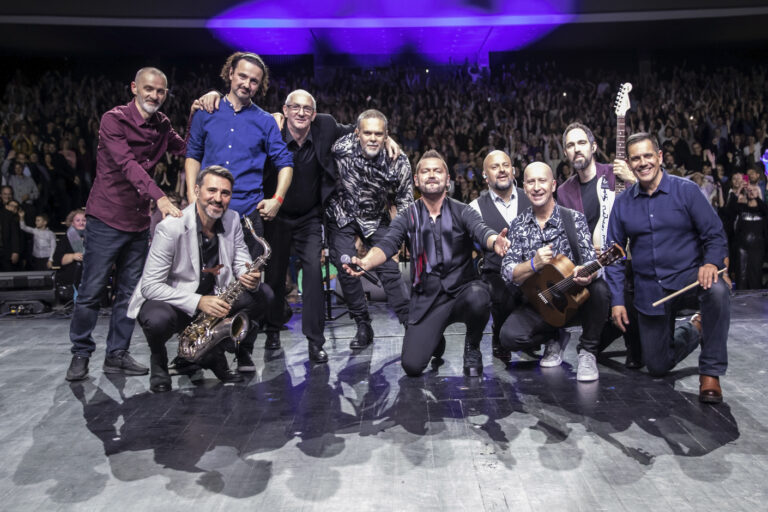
[480,269,524,347]
[327,219,409,323]
[263,208,325,346]
[401,281,490,376]
[637,278,729,377]
[137,284,273,358]
[500,278,611,355]
[69,216,148,358]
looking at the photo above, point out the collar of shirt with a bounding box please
[222,96,255,114]
[285,126,313,149]
[489,187,516,206]
[521,203,562,230]
[127,100,160,128]
[633,170,671,198]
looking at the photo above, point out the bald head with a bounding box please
[523,162,554,181]
[482,150,515,194]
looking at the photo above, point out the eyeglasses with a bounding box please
[286,104,315,114]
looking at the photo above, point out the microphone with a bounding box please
[340,254,380,286]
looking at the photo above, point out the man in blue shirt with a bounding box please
[185,52,293,241]
[185,52,291,370]
[606,132,730,404]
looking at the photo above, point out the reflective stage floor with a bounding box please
[1,291,767,511]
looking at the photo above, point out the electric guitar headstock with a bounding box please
[614,83,633,118]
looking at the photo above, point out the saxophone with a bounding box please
[177,217,271,363]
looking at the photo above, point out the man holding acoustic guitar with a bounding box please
[499,162,617,382]
[605,132,730,404]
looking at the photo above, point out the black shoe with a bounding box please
[150,381,171,393]
[264,331,281,350]
[210,356,245,383]
[103,351,149,376]
[236,351,256,372]
[463,346,483,377]
[350,320,374,350]
[625,356,643,369]
[430,335,446,367]
[168,356,202,376]
[492,345,512,363]
[308,343,329,364]
[66,355,89,381]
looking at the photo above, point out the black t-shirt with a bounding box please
[579,176,600,234]
[195,213,223,296]
[281,130,322,217]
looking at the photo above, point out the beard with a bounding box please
[205,202,224,219]
[137,96,162,115]
[492,179,513,191]
[571,153,592,172]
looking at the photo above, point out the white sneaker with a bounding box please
[540,330,570,368]
[577,350,599,381]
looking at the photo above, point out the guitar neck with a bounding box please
[615,114,627,193]
[616,115,626,161]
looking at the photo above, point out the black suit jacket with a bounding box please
[264,113,353,209]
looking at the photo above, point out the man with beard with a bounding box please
[470,150,531,362]
[344,150,510,376]
[185,52,291,368]
[185,52,293,243]
[606,133,730,403]
[557,122,642,368]
[66,67,184,382]
[127,166,272,392]
[327,109,412,349]
[500,162,610,382]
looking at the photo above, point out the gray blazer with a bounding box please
[127,203,251,319]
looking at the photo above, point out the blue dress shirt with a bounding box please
[605,172,728,315]
[186,97,293,216]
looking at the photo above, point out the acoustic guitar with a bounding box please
[521,244,626,327]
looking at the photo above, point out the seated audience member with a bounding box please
[53,209,86,290]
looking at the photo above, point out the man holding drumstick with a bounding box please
[605,132,730,403]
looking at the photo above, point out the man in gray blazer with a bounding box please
[127,165,273,392]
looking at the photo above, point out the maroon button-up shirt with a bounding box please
[86,100,186,232]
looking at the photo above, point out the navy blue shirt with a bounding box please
[605,172,728,315]
[186,97,293,216]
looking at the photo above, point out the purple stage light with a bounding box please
[207,0,573,64]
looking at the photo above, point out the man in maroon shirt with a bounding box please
[66,67,184,382]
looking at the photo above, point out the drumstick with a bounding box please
[651,268,727,307]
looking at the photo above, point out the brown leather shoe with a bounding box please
[699,375,723,404]
[690,313,703,336]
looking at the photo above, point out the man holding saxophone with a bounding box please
[127,165,273,392]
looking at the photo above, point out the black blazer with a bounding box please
[263,113,353,208]
[0,208,21,256]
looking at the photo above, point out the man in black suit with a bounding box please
[344,150,510,377]
[261,89,353,363]
[0,193,21,271]
[470,150,531,363]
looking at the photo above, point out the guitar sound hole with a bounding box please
[547,282,568,311]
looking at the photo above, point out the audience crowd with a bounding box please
[1,59,766,289]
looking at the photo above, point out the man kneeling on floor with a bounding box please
[344,150,509,377]
[127,165,273,392]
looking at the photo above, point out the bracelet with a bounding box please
[273,195,284,205]
[530,258,537,272]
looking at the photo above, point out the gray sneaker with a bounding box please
[576,349,599,381]
[540,330,570,368]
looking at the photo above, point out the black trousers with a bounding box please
[401,281,490,376]
[137,284,274,361]
[263,208,325,346]
[500,278,611,354]
[480,269,524,346]
[327,219,409,323]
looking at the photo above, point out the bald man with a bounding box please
[470,150,531,362]
[498,162,611,382]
